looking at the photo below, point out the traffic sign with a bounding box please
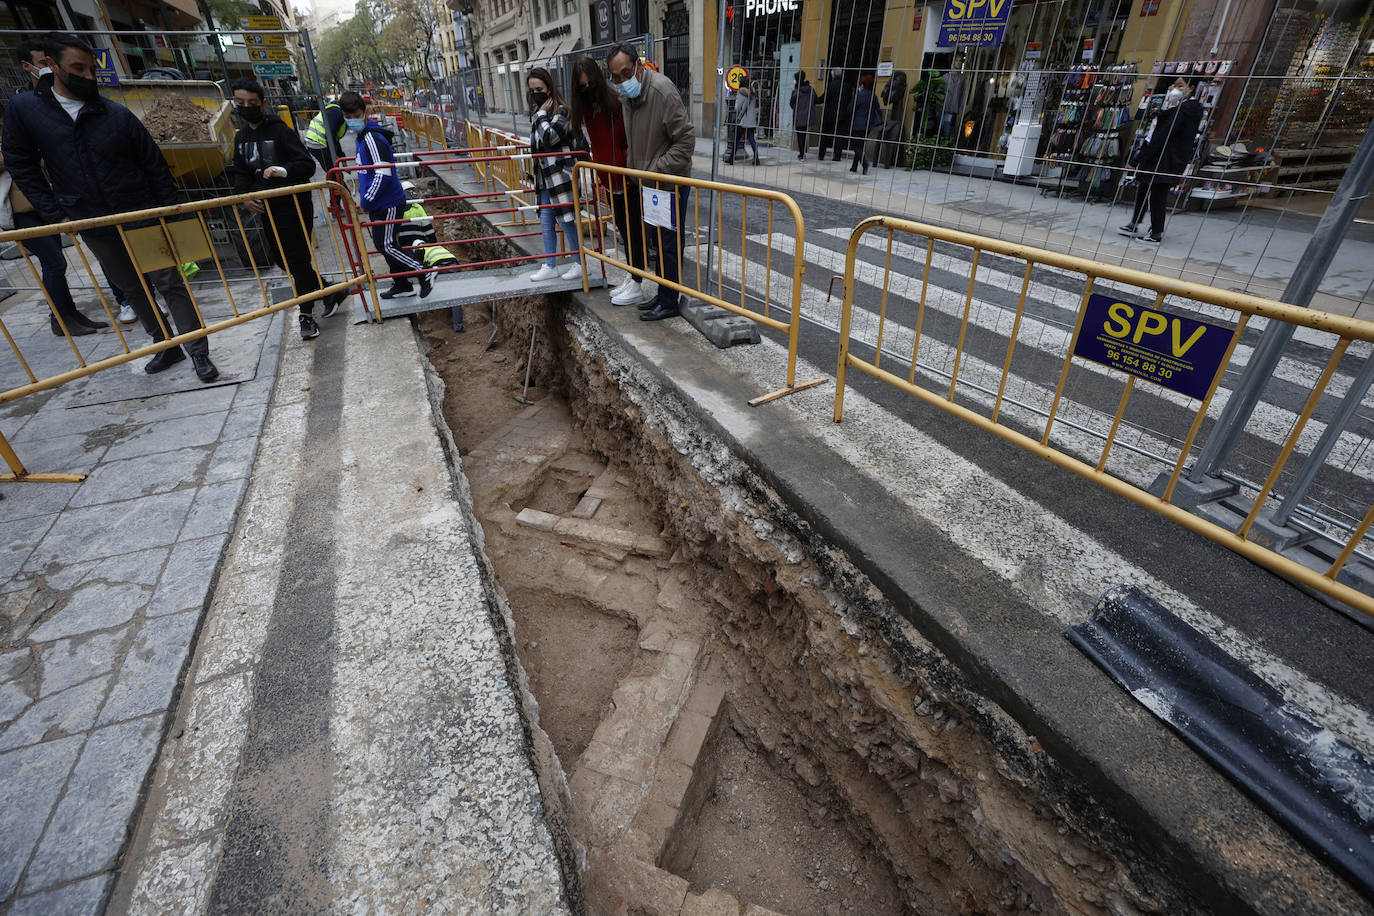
[239,15,282,29]
[252,62,295,78]
[250,48,291,61]
[726,65,748,90]
[246,33,287,46]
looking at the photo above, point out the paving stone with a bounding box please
[665,711,714,767]
[99,610,197,725]
[629,799,680,853]
[570,496,602,519]
[668,638,701,660]
[0,677,34,724]
[580,774,644,847]
[0,735,83,899]
[0,480,78,523]
[580,740,655,786]
[683,888,743,916]
[0,677,108,752]
[8,872,113,915]
[515,507,559,532]
[145,534,228,618]
[204,437,259,484]
[42,546,170,593]
[218,398,268,442]
[594,848,689,916]
[23,491,195,572]
[648,759,695,809]
[37,628,131,698]
[179,478,250,542]
[68,447,209,509]
[23,714,164,892]
[0,514,57,582]
[101,414,227,464]
[553,517,639,552]
[686,680,728,719]
[28,582,150,643]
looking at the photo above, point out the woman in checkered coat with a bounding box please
[527,67,583,282]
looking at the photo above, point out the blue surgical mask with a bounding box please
[346,117,366,132]
[619,73,642,100]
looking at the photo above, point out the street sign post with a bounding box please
[249,48,292,62]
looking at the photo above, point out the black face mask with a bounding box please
[236,104,265,124]
[578,85,595,104]
[57,69,98,101]
[529,90,549,111]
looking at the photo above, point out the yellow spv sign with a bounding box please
[937,0,1012,48]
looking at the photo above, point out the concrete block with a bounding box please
[594,848,689,916]
[682,300,762,349]
[570,496,602,519]
[682,888,743,916]
[648,759,695,809]
[552,517,639,553]
[665,711,714,767]
[633,534,671,558]
[515,507,560,532]
[580,775,643,846]
[686,680,728,719]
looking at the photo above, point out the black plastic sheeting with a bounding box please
[1067,584,1374,900]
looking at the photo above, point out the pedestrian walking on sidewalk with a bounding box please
[339,91,432,301]
[606,43,695,322]
[570,56,648,306]
[0,40,109,338]
[816,69,848,162]
[790,72,818,160]
[848,74,883,175]
[1119,78,1202,245]
[228,78,346,341]
[2,34,217,380]
[723,76,759,166]
[526,67,583,283]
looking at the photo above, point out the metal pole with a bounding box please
[301,29,340,170]
[1270,350,1374,527]
[704,0,728,283]
[1189,118,1374,482]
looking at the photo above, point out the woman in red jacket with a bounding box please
[569,57,649,307]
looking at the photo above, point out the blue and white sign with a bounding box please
[642,187,677,230]
[1072,295,1235,400]
[937,0,1012,48]
[92,48,119,87]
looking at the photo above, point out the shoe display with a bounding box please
[611,281,647,306]
[560,262,584,281]
[192,354,219,382]
[418,274,433,299]
[1117,224,1138,237]
[144,345,186,374]
[380,281,416,299]
[51,316,96,337]
[528,264,559,282]
[118,303,137,324]
[299,314,320,340]
[639,301,680,322]
[321,290,347,318]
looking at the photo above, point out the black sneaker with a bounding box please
[144,346,186,374]
[192,354,219,382]
[1141,232,1161,243]
[321,290,347,318]
[381,281,416,299]
[1117,223,1138,237]
[299,314,320,340]
[418,273,433,299]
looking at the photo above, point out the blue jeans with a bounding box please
[13,211,77,317]
[538,186,578,268]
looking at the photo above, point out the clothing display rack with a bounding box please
[1039,64,1135,201]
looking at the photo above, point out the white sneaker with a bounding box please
[529,264,559,282]
[610,280,646,306]
[609,276,632,298]
[118,303,136,324]
[560,262,584,281]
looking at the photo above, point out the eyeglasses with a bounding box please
[608,62,637,84]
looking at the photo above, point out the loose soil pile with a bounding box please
[141,96,210,143]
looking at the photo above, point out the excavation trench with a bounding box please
[409,171,1176,915]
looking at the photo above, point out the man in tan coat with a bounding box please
[606,43,695,321]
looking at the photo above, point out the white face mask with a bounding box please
[1165,87,1186,107]
[26,64,51,80]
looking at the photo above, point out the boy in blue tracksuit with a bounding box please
[339,91,431,299]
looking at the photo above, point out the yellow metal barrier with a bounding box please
[572,161,826,405]
[1,181,382,483]
[832,214,1374,618]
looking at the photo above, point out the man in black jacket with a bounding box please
[816,69,848,162]
[227,78,344,341]
[1,34,217,380]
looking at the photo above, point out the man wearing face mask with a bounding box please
[1,34,218,380]
[604,43,695,322]
[0,39,108,337]
[1120,78,1203,244]
[227,78,345,341]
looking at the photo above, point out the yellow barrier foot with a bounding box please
[749,377,830,407]
[1,472,86,483]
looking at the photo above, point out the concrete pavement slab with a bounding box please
[8,874,113,916]
[0,736,83,899]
